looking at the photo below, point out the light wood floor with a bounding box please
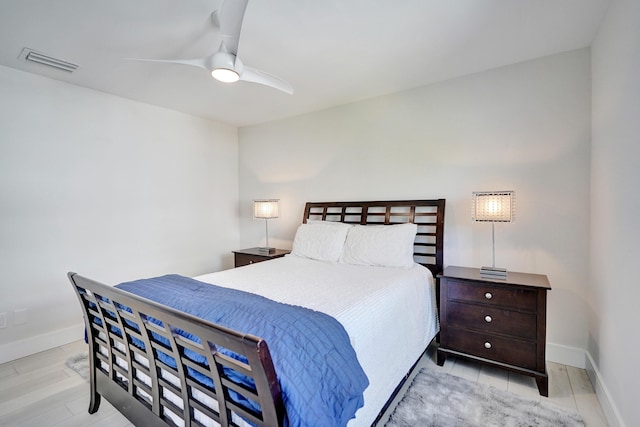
[0,340,608,426]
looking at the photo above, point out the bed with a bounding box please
[68,199,445,427]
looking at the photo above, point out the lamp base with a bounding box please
[258,247,276,255]
[480,266,508,279]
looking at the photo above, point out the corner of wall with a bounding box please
[547,343,625,427]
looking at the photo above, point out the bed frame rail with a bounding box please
[68,272,285,427]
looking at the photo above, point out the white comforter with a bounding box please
[195,254,439,427]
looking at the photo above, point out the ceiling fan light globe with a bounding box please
[211,68,240,83]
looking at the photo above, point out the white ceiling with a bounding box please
[0,0,610,127]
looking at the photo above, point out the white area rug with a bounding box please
[385,368,585,427]
[66,353,89,381]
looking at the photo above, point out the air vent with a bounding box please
[18,48,79,73]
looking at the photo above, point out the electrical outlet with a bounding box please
[0,312,7,329]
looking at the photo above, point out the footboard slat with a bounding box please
[188,397,222,426]
[69,272,285,427]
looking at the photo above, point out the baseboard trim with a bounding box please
[546,343,625,426]
[546,342,586,368]
[0,323,84,364]
[585,352,626,427]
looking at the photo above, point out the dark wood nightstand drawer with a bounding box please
[233,248,290,268]
[448,279,538,312]
[235,253,269,267]
[447,326,537,370]
[446,301,537,340]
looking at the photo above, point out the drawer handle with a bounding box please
[484,315,493,323]
[484,292,493,300]
[249,261,254,264]
[484,342,492,349]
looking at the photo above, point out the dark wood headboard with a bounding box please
[303,199,445,276]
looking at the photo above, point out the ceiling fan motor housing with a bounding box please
[209,51,242,82]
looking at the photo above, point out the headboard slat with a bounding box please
[303,199,445,276]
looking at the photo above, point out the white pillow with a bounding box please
[291,221,353,262]
[340,223,418,268]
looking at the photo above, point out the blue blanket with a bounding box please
[116,274,368,427]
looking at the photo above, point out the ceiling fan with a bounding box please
[133,0,293,94]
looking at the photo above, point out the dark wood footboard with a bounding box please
[68,272,285,427]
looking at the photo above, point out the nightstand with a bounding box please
[437,266,551,396]
[232,247,290,268]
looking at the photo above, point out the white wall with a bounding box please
[590,0,640,425]
[0,65,239,362]
[239,49,592,363]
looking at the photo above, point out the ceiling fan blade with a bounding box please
[128,1,293,95]
[241,66,294,95]
[128,57,211,71]
[218,0,249,55]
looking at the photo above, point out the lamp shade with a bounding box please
[472,191,515,223]
[253,199,280,219]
